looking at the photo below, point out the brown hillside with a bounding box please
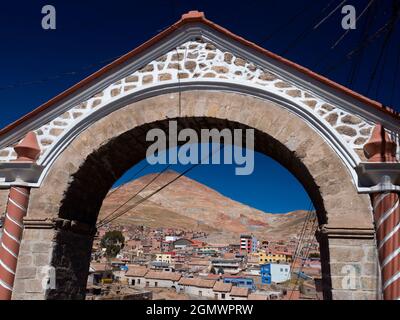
[99,171,311,243]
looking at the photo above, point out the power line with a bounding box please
[324,2,400,75]
[261,0,321,43]
[374,33,392,97]
[369,0,400,96]
[281,1,339,56]
[390,41,400,104]
[293,206,312,259]
[366,12,399,94]
[322,16,396,74]
[313,0,348,30]
[289,202,314,278]
[97,144,225,228]
[347,2,377,87]
[97,164,195,228]
[0,54,124,92]
[289,214,317,300]
[97,163,172,227]
[287,202,315,294]
[347,16,398,58]
[105,162,151,199]
[331,0,376,49]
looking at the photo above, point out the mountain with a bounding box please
[98,171,310,243]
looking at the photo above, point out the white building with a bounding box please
[212,281,232,300]
[178,278,216,298]
[143,271,181,289]
[125,266,148,287]
[125,267,181,289]
[261,263,291,284]
[211,258,242,274]
[165,236,178,242]
[240,234,257,253]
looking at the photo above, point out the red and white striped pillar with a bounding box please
[364,124,400,300]
[0,132,40,300]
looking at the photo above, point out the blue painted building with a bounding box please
[223,276,256,290]
[261,264,272,284]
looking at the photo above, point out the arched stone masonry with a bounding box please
[0,40,380,165]
[8,91,379,299]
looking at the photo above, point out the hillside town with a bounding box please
[87,224,322,300]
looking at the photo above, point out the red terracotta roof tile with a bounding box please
[230,286,249,297]
[178,277,216,288]
[145,271,181,281]
[213,281,232,292]
[125,266,148,277]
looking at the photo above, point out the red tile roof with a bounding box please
[206,274,221,280]
[230,286,249,297]
[89,263,110,272]
[178,278,216,288]
[125,266,148,277]
[145,271,182,281]
[213,281,232,292]
[0,11,398,138]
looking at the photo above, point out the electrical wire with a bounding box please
[0,54,124,92]
[261,0,321,43]
[97,163,172,226]
[281,1,341,56]
[105,162,151,199]
[287,202,315,291]
[366,20,397,94]
[322,1,400,75]
[390,41,400,105]
[346,2,377,87]
[97,144,225,228]
[289,214,318,300]
[331,0,376,49]
[322,17,395,75]
[288,202,314,279]
[374,34,392,97]
[313,0,348,30]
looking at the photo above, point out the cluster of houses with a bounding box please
[100,265,279,300]
[89,226,322,299]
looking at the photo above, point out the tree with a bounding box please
[101,230,125,258]
[210,266,216,274]
[217,267,224,275]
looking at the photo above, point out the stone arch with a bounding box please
[13,90,379,300]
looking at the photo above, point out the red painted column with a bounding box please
[0,132,40,300]
[364,124,400,300]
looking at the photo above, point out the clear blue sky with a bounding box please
[1,0,398,213]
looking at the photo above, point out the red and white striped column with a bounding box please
[364,124,400,300]
[0,132,40,300]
